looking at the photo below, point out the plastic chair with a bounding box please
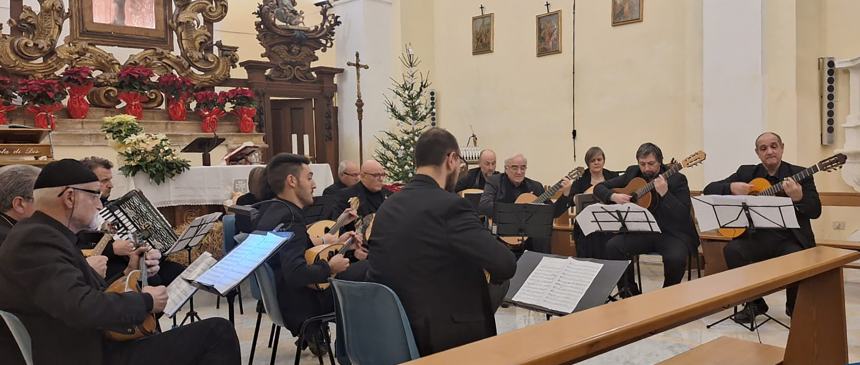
[253,263,335,365]
[0,310,33,365]
[330,279,419,364]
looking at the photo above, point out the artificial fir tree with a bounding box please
[373,47,434,183]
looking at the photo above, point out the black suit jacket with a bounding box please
[252,199,332,334]
[454,167,498,192]
[594,165,699,251]
[0,212,152,365]
[478,173,570,218]
[0,213,16,245]
[322,180,347,197]
[702,162,821,248]
[571,169,620,196]
[367,175,516,356]
[329,182,392,231]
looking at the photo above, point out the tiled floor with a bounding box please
[162,261,860,364]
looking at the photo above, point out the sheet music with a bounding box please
[193,232,292,295]
[575,203,661,236]
[512,257,603,314]
[164,212,223,255]
[164,252,217,318]
[692,195,799,231]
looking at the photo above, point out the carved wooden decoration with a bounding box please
[0,0,238,107]
[254,0,340,82]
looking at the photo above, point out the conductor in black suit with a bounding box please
[367,128,517,356]
[593,143,698,298]
[703,132,821,322]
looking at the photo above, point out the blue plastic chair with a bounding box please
[0,310,32,365]
[330,279,419,364]
[217,215,244,315]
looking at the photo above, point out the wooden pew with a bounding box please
[817,239,860,270]
[406,246,858,365]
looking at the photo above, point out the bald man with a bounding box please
[0,159,240,364]
[455,149,499,192]
[703,132,821,323]
[330,160,393,226]
[323,160,361,197]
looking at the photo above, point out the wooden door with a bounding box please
[269,99,315,157]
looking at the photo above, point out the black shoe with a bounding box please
[618,286,641,299]
[303,327,329,357]
[785,306,793,318]
[733,301,769,324]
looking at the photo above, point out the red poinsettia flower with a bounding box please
[157,73,195,99]
[193,90,226,111]
[17,78,67,106]
[224,87,257,109]
[61,66,94,86]
[117,65,155,93]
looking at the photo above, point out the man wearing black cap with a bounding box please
[0,159,240,365]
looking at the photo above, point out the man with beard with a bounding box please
[455,149,499,192]
[703,132,820,322]
[367,128,517,356]
[593,143,698,298]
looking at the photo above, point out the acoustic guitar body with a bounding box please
[612,177,652,209]
[304,243,345,290]
[104,270,158,342]
[717,177,772,239]
[307,220,336,241]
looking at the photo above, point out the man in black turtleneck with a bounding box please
[329,160,392,230]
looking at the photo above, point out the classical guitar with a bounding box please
[306,197,359,241]
[718,153,847,238]
[104,233,158,342]
[611,151,707,209]
[305,213,375,290]
[499,167,586,246]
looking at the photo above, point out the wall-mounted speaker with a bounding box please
[820,57,837,145]
[429,89,438,127]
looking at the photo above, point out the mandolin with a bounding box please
[499,167,586,246]
[718,153,846,238]
[81,221,118,257]
[104,232,159,341]
[611,151,707,209]
[304,213,375,290]
[306,197,359,242]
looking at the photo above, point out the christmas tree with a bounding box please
[374,47,434,183]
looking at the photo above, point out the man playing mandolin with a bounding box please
[594,143,699,298]
[703,132,822,323]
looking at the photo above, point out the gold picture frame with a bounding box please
[536,10,562,57]
[612,0,644,26]
[472,13,494,55]
[70,0,174,50]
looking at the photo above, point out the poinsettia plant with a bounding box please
[0,77,17,106]
[61,66,94,86]
[193,90,227,111]
[117,65,155,93]
[17,78,67,106]
[157,73,194,99]
[224,88,257,109]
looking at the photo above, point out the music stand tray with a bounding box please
[182,136,225,166]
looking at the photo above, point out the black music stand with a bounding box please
[182,136,225,166]
[493,203,555,250]
[692,195,795,331]
[575,203,660,236]
[175,213,223,326]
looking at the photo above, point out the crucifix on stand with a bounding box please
[347,51,370,162]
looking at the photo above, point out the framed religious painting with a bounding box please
[612,0,643,26]
[70,0,174,50]
[472,13,494,55]
[536,10,562,57]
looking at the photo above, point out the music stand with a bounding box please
[167,212,222,326]
[182,136,225,166]
[493,203,555,249]
[575,203,661,236]
[692,195,797,331]
[573,193,600,215]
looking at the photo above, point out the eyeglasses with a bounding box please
[57,186,102,198]
[506,165,527,172]
[343,172,360,178]
[364,172,387,179]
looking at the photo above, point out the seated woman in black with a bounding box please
[236,166,273,206]
[570,147,620,258]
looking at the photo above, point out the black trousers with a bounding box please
[148,258,186,286]
[605,233,689,290]
[723,233,804,311]
[104,318,240,365]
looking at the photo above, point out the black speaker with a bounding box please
[429,89,437,126]
[820,57,837,145]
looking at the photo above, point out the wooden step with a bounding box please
[657,336,784,365]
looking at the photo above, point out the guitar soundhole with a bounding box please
[327,251,335,260]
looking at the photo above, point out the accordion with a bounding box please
[99,190,178,253]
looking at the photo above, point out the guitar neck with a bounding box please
[759,165,820,196]
[533,180,565,203]
[91,234,113,256]
[636,165,682,197]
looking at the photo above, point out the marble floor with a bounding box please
[161,260,860,364]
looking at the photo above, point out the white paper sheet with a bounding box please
[512,257,603,314]
[193,232,291,295]
[164,252,217,318]
[164,212,223,255]
[692,195,799,232]
[574,203,661,236]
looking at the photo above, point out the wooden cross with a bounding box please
[480,4,485,15]
[545,1,551,13]
[347,51,370,161]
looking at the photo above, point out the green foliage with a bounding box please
[101,114,143,143]
[373,48,433,183]
[117,133,190,185]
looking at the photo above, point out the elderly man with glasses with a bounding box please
[329,160,393,229]
[478,154,572,253]
[323,160,361,197]
[0,165,41,244]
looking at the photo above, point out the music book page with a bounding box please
[164,212,223,255]
[193,232,292,295]
[512,257,603,314]
[164,252,217,318]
